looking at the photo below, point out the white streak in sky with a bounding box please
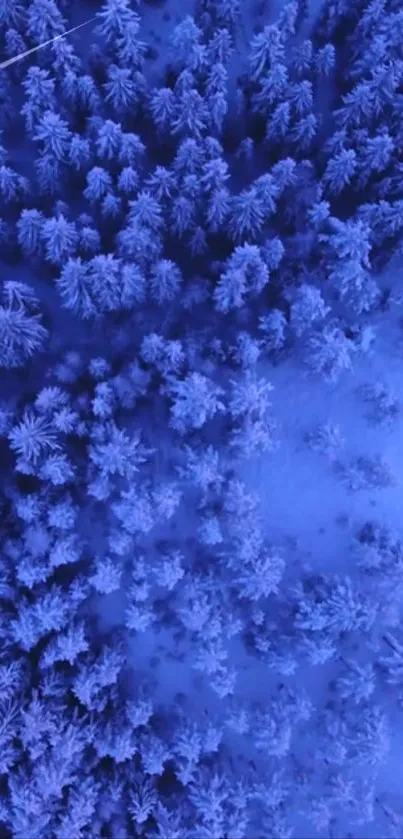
[0,17,96,70]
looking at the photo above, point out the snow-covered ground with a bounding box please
[246,310,403,574]
[239,258,403,834]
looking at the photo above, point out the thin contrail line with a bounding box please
[0,17,97,70]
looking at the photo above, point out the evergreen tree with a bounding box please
[41,215,78,265]
[96,0,140,43]
[96,119,123,161]
[206,187,230,232]
[119,131,145,166]
[214,244,269,312]
[335,83,375,130]
[336,660,375,704]
[149,87,176,133]
[75,75,101,115]
[35,153,62,195]
[305,325,356,382]
[288,79,314,116]
[26,0,66,44]
[89,423,150,479]
[33,111,72,161]
[117,166,139,196]
[322,149,357,195]
[52,37,82,79]
[4,30,27,77]
[315,43,336,76]
[323,218,371,265]
[357,130,394,187]
[173,137,204,177]
[89,557,123,595]
[171,89,208,139]
[68,135,91,171]
[209,0,240,29]
[42,622,89,668]
[128,190,163,232]
[206,87,228,135]
[22,68,56,133]
[170,195,196,238]
[168,373,225,433]
[0,166,28,203]
[254,173,280,217]
[39,453,75,485]
[289,39,313,77]
[101,191,122,219]
[253,64,289,114]
[116,19,147,68]
[87,253,123,312]
[113,487,155,536]
[289,284,330,336]
[9,410,59,463]
[0,0,24,28]
[265,102,291,143]
[104,65,141,114]
[207,28,234,64]
[296,575,376,635]
[249,24,285,81]
[229,372,274,420]
[227,188,265,242]
[259,309,287,353]
[56,257,96,319]
[120,263,146,306]
[117,219,162,266]
[0,283,48,368]
[146,166,176,202]
[150,259,182,305]
[169,16,206,72]
[290,113,318,152]
[271,157,297,192]
[84,167,113,203]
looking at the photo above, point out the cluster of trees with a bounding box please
[0,0,401,836]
